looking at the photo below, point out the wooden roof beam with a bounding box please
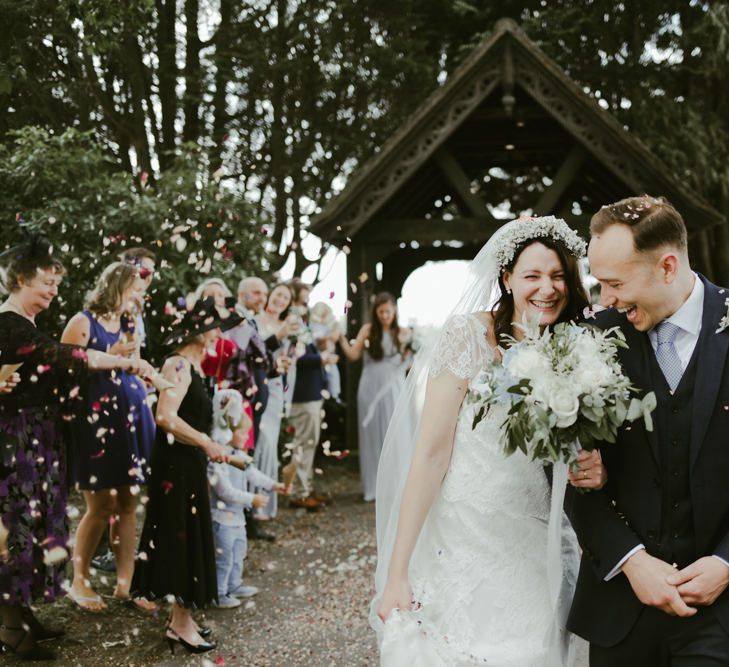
[369,217,503,243]
[434,147,497,221]
[534,144,588,216]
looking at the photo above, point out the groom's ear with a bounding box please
[657,251,680,284]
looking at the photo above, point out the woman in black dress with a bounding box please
[0,239,154,661]
[131,298,239,654]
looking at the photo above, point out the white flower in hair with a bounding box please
[489,215,587,270]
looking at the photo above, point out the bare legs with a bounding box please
[110,486,137,599]
[70,486,150,611]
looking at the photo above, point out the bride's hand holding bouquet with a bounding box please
[469,318,656,478]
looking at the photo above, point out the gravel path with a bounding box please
[10,460,591,666]
[16,462,378,666]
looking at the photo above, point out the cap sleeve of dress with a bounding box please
[428,313,494,381]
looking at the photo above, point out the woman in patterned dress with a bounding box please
[0,239,153,660]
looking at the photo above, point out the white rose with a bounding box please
[573,334,600,362]
[531,375,553,406]
[507,347,549,381]
[573,360,614,394]
[549,386,581,428]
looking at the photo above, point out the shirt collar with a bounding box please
[235,302,255,319]
[659,273,703,337]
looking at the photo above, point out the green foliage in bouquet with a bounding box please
[469,320,656,466]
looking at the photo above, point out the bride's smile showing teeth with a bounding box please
[530,300,558,310]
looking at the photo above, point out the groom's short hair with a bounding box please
[591,195,687,254]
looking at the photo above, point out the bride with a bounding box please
[373,216,606,666]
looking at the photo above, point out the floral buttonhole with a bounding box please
[716,297,729,334]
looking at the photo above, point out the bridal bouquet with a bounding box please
[468,321,656,465]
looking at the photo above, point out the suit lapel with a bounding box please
[690,276,729,471]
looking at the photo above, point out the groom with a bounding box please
[568,195,729,666]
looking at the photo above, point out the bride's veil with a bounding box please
[370,217,582,666]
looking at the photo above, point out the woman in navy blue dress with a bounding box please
[61,262,156,612]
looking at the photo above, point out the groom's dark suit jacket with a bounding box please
[568,274,729,647]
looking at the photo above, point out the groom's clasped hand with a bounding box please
[622,550,729,617]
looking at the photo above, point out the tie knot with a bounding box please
[655,321,681,345]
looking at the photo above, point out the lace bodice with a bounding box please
[429,313,494,380]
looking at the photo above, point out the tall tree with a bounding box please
[2,1,728,280]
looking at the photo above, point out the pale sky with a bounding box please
[280,239,471,328]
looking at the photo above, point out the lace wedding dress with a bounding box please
[380,313,566,666]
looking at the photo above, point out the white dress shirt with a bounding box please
[605,275,728,579]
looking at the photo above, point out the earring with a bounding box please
[505,287,512,295]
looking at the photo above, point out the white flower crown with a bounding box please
[489,216,587,270]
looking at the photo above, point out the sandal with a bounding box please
[0,623,56,661]
[66,588,107,613]
[113,594,158,613]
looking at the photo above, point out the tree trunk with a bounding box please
[156,0,178,170]
[182,0,201,145]
[211,0,233,154]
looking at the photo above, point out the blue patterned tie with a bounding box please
[654,321,683,392]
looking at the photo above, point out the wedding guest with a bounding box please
[310,301,342,402]
[92,247,158,576]
[288,337,338,511]
[337,292,409,502]
[194,278,255,452]
[61,262,157,612]
[289,278,311,325]
[0,239,153,660]
[208,389,287,608]
[228,276,271,441]
[118,247,157,363]
[254,282,296,521]
[193,277,230,310]
[131,298,238,655]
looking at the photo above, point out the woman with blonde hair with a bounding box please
[61,261,157,612]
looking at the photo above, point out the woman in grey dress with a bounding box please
[338,293,409,501]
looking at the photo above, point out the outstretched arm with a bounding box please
[376,368,468,621]
[337,324,370,362]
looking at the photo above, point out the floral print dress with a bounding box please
[0,312,86,605]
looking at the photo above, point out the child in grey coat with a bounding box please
[209,389,288,608]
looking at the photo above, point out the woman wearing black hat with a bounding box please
[131,299,240,654]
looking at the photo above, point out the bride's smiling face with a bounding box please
[502,242,569,327]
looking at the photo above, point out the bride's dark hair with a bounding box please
[492,237,590,344]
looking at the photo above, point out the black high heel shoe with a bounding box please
[0,624,56,661]
[165,629,215,655]
[165,615,211,639]
[20,609,65,642]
